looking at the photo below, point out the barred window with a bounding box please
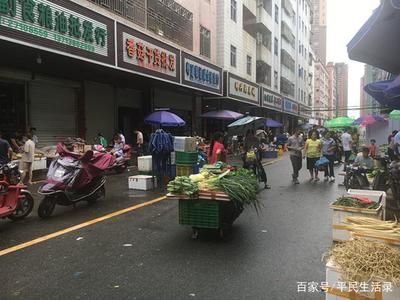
[247,55,252,76]
[231,0,237,22]
[200,26,211,58]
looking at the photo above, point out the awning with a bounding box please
[347,0,400,73]
[364,74,400,109]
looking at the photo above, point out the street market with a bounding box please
[2,0,400,299]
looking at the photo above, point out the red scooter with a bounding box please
[0,162,34,220]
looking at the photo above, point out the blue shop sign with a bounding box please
[283,98,299,115]
[181,52,223,95]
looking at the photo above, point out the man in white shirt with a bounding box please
[21,133,35,185]
[341,128,353,170]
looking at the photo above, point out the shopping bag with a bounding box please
[315,156,329,171]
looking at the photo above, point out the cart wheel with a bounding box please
[191,228,199,240]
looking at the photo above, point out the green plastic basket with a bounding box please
[179,200,221,229]
[175,151,198,165]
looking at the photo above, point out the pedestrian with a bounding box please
[119,130,126,145]
[341,128,353,170]
[0,131,12,166]
[393,130,400,159]
[388,130,398,161]
[208,132,226,164]
[304,130,322,182]
[134,129,144,156]
[287,129,304,184]
[21,132,35,185]
[10,130,24,153]
[96,133,108,148]
[30,127,38,145]
[368,139,378,158]
[321,131,336,182]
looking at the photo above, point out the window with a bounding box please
[274,71,278,89]
[231,0,237,22]
[299,43,301,54]
[274,37,278,55]
[246,55,252,75]
[230,45,237,67]
[274,4,279,23]
[200,26,211,58]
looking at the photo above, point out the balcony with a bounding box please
[243,0,257,17]
[256,60,272,86]
[244,2,273,38]
[88,0,146,27]
[257,44,272,66]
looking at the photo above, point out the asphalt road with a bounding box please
[0,156,344,300]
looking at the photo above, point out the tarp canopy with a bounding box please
[347,0,400,73]
[364,75,400,109]
[200,110,243,120]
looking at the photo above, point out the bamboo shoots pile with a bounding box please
[342,217,400,240]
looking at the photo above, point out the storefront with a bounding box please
[282,98,300,133]
[0,0,115,145]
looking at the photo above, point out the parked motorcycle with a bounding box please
[344,156,390,191]
[37,143,115,219]
[0,162,34,220]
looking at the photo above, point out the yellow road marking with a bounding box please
[0,196,166,257]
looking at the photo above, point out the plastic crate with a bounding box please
[175,151,198,165]
[179,200,221,229]
[176,165,193,176]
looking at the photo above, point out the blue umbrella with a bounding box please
[364,76,400,109]
[201,110,243,120]
[265,118,283,128]
[144,111,186,127]
[227,116,264,127]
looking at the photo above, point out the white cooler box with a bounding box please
[173,137,196,152]
[348,189,387,219]
[138,155,152,172]
[128,175,157,190]
[33,158,47,170]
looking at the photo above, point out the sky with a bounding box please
[326,0,380,118]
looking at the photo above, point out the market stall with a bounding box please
[166,166,259,238]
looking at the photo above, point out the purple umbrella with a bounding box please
[201,110,244,120]
[265,118,283,128]
[144,111,186,127]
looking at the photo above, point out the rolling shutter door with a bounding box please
[29,82,77,146]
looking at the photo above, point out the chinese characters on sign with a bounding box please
[227,73,259,104]
[0,0,108,55]
[297,281,393,294]
[262,89,283,111]
[123,31,177,78]
[283,98,299,115]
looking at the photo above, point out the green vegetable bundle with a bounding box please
[332,196,380,209]
[216,174,260,212]
[167,176,199,197]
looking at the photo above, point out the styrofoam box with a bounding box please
[137,155,152,172]
[32,158,47,170]
[331,190,384,242]
[326,259,400,300]
[173,137,196,152]
[128,175,157,190]
[348,189,387,220]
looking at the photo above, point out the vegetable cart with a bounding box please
[167,191,243,239]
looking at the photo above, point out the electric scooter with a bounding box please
[0,162,34,220]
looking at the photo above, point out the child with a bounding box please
[368,139,378,158]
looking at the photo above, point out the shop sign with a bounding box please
[283,98,299,115]
[181,52,222,95]
[300,104,312,118]
[227,72,259,104]
[0,0,114,65]
[117,23,180,83]
[262,89,283,111]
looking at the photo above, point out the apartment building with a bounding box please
[314,60,329,122]
[326,62,337,119]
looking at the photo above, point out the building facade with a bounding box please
[335,63,348,117]
[313,60,329,122]
[0,0,317,144]
[326,62,337,119]
[360,64,388,116]
[311,0,327,65]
